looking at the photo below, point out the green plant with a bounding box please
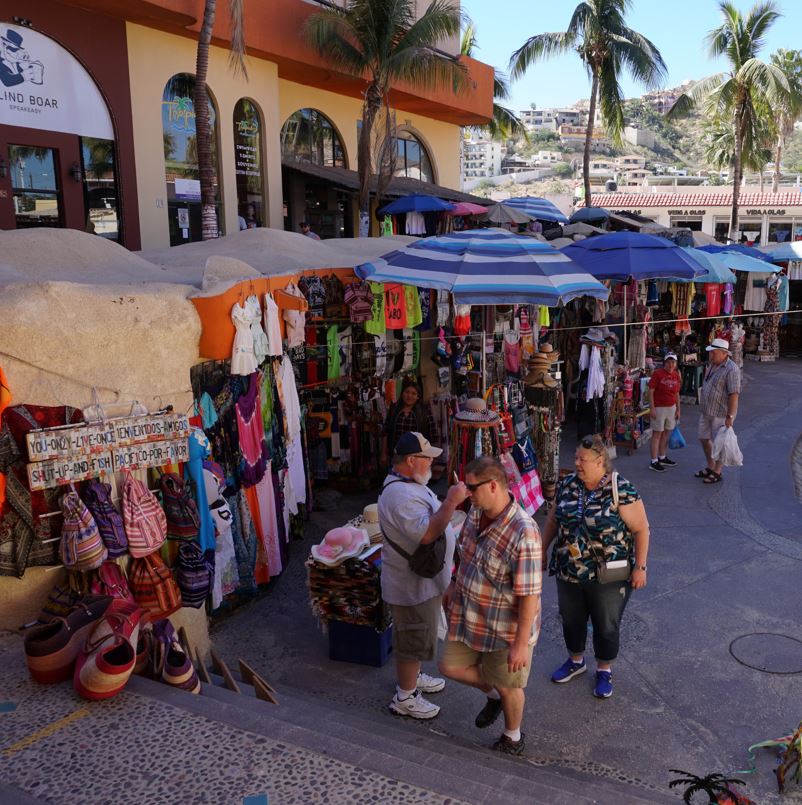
[553,161,574,177]
[769,48,802,191]
[668,769,751,804]
[509,0,666,208]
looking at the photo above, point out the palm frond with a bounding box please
[387,46,468,93]
[394,0,462,60]
[738,58,789,102]
[609,35,665,88]
[744,1,783,54]
[613,25,667,84]
[460,19,477,57]
[493,69,510,101]
[488,103,528,141]
[227,0,248,78]
[303,11,370,76]
[509,32,574,80]
[665,73,727,120]
[597,57,625,144]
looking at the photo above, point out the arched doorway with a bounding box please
[161,73,221,246]
[0,23,120,239]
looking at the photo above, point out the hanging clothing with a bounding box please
[374,334,387,377]
[405,211,426,235]
[231,300,259,376]
[263,293,283,357]
[705,284,722,318]
[277,355,302,442]
[777,272,790,312]
[244,295,269,364]
[579,344,605,401]
[235,376,270,488]
[344,280,373,323]
[338,326,353,378]
[436,290,450,327]
[646,280,659,307]
[403,286,422,328]
[184,429,216,554]
[365,282,386,335]
[298,274,326,317]
[416,289,432,330]
[326,325,340,380]
[385,284,407,329]
[454,304,471,337]
[281,281,307,348]
[764,274,781,357]
[744,274,769,311]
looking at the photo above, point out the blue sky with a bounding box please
[461,0,802,111]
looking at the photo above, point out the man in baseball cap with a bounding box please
[696,338,740,484]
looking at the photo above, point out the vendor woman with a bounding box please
[381,378,436,465]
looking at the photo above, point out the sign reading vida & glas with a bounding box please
[26,413,190,490]
[0,24,113,139]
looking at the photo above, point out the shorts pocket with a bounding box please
[395,622,431,659]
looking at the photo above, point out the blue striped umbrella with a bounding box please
[355,228,609,305]
[505,196,569,224]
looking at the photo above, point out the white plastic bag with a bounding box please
[711,426,743,467]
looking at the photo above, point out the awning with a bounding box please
[281,158,490,205]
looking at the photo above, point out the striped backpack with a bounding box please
[59,487,108,571]
[122,472,167,558]
[174,541,213,608]
[160,473,200,540]
[90,560,135,603]
[129,553,182,618]
[82,480,128,557]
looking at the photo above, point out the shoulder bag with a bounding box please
[588,472,632,584]
[379,479,446,579]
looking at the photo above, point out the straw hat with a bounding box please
[311,527,370,566]
[580,327,608,347]
[524,368,560,389]
[347,504,382,544]
[454,397,500,424]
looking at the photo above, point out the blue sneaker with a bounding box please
[594,670,613,698]
[551,658,587,683]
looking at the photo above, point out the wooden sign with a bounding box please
[26,422,116,461]
[28,451,114,491]
[112,413,191,446]
[112,438,189,472]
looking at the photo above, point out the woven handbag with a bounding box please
[129,553,182,618]
[160,473,200,541]
[82,479,128,557]
[122,472,167,558]
[174,541,213,608]
[59,486,108,571]
[89,560,135,603]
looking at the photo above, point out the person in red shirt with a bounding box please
[647,353,681,472]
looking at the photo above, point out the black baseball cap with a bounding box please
[394,432,442,458]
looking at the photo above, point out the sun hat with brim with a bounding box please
[347,504,382,543]
[705,338,731,354]
[525,369,559,388]
[394,431,443,458]
[311,526,370,566]
[580,326,608,346]
[454,398,500,424]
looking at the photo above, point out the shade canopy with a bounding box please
[560,231,706,281]
[765,241,802,262]
[378,194,454,215]
[504,196,568,224]
[676,248,736,284]
[481,202,532,225]
[355,228,609,306]
[447,202,488,216]
[568,206,610,224]
[698,245,774,272]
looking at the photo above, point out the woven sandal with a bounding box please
[703,471,723,484]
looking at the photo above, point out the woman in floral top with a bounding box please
[541,434,650,699]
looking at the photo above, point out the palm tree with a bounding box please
[460,22,527,142]
[668,769,752,804]
[194,0,247,240]
[668,1,787,241]
[703,107,773,190]
[509,0,666,208]
[769,48,802,192]
[305,0,468,237]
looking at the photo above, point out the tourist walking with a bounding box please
[648,353,681,472]
[541,434,649,699]
[378,432,470,720]
[439,457,541,755]
[695,338,740,485]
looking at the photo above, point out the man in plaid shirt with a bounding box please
[439,457,541,755]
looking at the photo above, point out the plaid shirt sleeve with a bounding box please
[725,362,741,395]
[511,525,541,597]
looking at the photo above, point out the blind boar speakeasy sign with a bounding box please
[26,413,190,490]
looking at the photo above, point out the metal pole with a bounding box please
[623,283,628,366]
[481,329,487,396]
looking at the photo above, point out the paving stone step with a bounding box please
[131,672,672,804]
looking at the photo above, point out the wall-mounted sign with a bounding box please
[668,209,707,216]
[112,413,190,447]
[112,438,189,471]
[745,208,788,216]
[27,421,115,461]
[0,24,113,138]
[28,451,114,491]
[175,178,201,201]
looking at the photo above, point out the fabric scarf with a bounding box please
[184,428,216,553]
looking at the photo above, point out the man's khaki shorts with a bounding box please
[390,595,442,662]
[698,413,727,441]
[440,639,533,689]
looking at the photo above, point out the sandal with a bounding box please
[694,468,713,479]
[703,471,723,484]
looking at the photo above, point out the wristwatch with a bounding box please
[636,564,647,572]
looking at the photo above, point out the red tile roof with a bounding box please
[589,191,802,208]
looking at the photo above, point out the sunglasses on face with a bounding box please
[465,479,492,492]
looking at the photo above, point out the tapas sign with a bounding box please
[26,412,191,490]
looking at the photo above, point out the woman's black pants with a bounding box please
[556,577,632,663]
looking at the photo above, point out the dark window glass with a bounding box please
[8,145,62,228]
[233,98,264,229]
[281,109,345,168]
[161,73,221,246]
[81,137,119,241]
[394,131,433,183]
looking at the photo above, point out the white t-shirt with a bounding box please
[378,473,455,606]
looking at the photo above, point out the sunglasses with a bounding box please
[580,438,604,456]
[465,479,492,492]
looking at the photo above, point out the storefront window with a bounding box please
[161,73,221,246]
[80,137,119,241]
[8,145,62,228]
[670,218,702,231]
[395,131,434,183]
[233,99,264,229]
[768,220,793,243]
[281,109,345,168]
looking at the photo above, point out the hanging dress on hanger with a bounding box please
[231,300,259,376]
[263,292,283,357]
[246,294,269,364]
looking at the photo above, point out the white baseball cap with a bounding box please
[664,352,678,361]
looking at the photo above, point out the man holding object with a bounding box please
[439,457,541,755]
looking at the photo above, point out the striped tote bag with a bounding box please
[122,472,167,558]
[59,487,107,571]
[129,553,182,618]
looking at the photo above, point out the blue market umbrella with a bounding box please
[698,245,775,272]
[766,241,802,262]
[698,243,772,261]
[568,206,610,224]
[561,231,706,281]
[676,248,736,284]
[355,228,609,306]
[505,196,568,224]
[378,194,454,215]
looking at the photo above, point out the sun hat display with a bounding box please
[454,397,500,424]
[347,504,382,544]
[580,326,608,346]
[393,431,443,458]
[311,526,370,566]
[706,337,731,354]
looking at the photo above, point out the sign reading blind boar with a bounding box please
[0,25,113,139]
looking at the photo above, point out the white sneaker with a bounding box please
[417,671,446,694]
[389,690,441,720]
